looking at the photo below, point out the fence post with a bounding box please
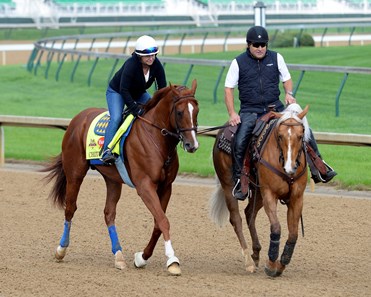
[335,73,349,117]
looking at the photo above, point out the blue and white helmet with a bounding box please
[135,35,159,56]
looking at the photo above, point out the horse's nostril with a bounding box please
[184,143,197,153]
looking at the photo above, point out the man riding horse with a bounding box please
[224,25,337,200]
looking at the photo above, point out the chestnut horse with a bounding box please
[42,80,199,275]
[210,104,310,277]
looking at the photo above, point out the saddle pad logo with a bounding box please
[94,113,110,136]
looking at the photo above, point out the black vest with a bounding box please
[236,49,284,114]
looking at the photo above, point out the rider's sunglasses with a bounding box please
[137,47,158,55]
[251,42,267,48]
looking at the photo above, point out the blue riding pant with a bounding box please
[103,86,151,150]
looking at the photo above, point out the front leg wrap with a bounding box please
[165,240,179,267]
[268,232,280,262]
[60,220,71,247]
[280,240,296,266]
[108,225,122,254]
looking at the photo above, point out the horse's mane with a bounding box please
[278,104,311,142]
[143,85,173,112]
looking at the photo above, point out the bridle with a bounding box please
[138,87,198,142]
[257,118,307,186]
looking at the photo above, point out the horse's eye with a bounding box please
[177,110,183,117]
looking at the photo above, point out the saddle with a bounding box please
[216,111,278,196]
[240,113,278,195]
[216,124,238,154]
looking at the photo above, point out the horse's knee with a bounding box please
[104,208,117,225]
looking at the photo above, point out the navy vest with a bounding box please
[236,49,284,114]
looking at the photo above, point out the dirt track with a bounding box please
[0,166,370,297]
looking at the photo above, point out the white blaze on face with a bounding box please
[283,127,294,174]
[188,102,199,149]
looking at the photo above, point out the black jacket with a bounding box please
[236,49,284,114]
[109,53,166,109]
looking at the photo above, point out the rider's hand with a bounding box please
[130,103,144,117]
[228,112,241,126]
[285,92,296,105]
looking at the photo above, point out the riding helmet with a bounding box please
[246,26,269,43]
[135,35,159,56]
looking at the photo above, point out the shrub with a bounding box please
[271,31,315,48]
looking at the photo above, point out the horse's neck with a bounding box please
[148,99,173,129]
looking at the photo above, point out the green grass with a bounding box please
[1,45,371,190]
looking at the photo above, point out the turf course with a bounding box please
[1,44,370,190]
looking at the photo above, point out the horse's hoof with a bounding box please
[246,264,257,273]
[167,256,181,276]
[167,262,181,276]
[114,250,126,270]
[275,263,285,277]
[264,260,278,277]
[242,249,257,273]
[264,265,277,277]
[134,252,147,268]
[55,245,67,261]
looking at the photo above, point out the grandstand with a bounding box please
[1,0,371,28]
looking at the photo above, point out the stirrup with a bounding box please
[232,179,248,201]
[312,161,337,184]
[100,149,116,164]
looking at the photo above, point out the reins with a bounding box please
[197,124,230,135]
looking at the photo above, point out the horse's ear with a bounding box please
[298,105,309,119]
[191,79,197,94]
[170,81,181,97]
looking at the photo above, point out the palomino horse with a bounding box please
[210,104,310,277]
[42,80,199,275]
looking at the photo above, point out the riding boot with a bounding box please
[231,114,257,201]
[307,130,337,183]
[101,149,116,165]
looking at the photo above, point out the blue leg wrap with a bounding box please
[60,220,71,247]
[268,232,280,262]
[108,225,122,255]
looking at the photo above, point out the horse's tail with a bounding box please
[40,154,66,209]
[209,179,229,228]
